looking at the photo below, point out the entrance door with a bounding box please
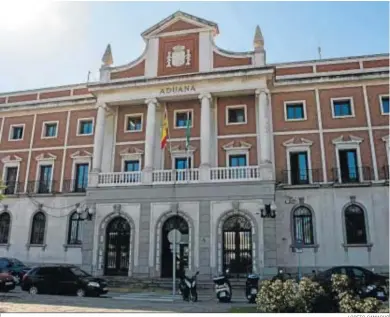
[161,216,189,278]
[104,217,130,276]
[222,215,252,278]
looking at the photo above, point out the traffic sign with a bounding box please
[167,229,182,243]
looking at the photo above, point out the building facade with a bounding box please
[0,11,389,279]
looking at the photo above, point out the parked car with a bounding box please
[0,272,16,292]
[0,257,31,284]
[313,266,389,300]
[21,265,108,297]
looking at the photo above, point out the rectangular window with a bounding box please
[381,96,389,114]
[4,166,18,195]
[228,154,247,179]
[175,111,192,128]
[125,115,142,132]
[43,122,58,138]
[38,165,53,193]
[285,102,305,120]
[332,99,353,117]
[78,120,93,135]
[338,149,359,183]
[174,157,192,181]
[290,152,309,185]
[74,163,89,192]
[227,106,246,124]
[124,160,140,172]
[10,126,24,140]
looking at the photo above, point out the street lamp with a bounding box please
[76,203,94,221]
[260,201,277,218]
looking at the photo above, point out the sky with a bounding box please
[0,1,388,93]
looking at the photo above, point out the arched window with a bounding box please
[344,204,367,244]
[30,212,46,245]
[68,212,83,245]
[293,206,314,245]
[0,212,11,244]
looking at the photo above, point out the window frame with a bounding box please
[225,104,247,126]
[67,211,84,245]
[35,158,55,194]
[342,202,370,246]
[124,113,143,133]
[379,94,389,116]
[8,124,25,141]
[292,206,315,246]
[0,212,11,245]
[284,100,307,122]
[41,121,59,139]
[331,97,355,119]
[72,161,90,193]
[173,109,193,129]
[29,211,47,246]
[76,117,94,136]
[2,161,20,195]
[227,152,248,168]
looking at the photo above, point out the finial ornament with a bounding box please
[253,25,264,50]
[102,44,113,67]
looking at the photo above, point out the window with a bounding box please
[380,95,389,114]
[227,106,246,125]
[0,213,10,244]
[43,122,58,138]
[125,115,142,132]
[289,152,309,185]
[4,166,18,195]
[332,99,353,117]
[285,102,306,121]
[124,160,140,172]
[229,154,247,167]
[175,110,192,128]
[10,125,24,140]
[175,157,191,170]
[74,163,88,192]
[67,212,83,245]
[30,212,46,245]
[38,165,53,193]
[344,204,367,244]
[338,149,359,183]
[36,267,58,276]
[293,207,314,245]
[78,119,93,135]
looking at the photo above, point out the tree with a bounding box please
[0,181,6,201]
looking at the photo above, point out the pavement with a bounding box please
[0,287,256,313]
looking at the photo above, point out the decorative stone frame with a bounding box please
[26,205,48,251]
[341,196,372,252]
[63,210,83,252]
[222,140,252,167]
[173,109,194,129]
[96,204,136,276]
[1,155,22,195]
[41,120,59,139]
[331,97,355,119]
[124,113,144,133]
[215,201,259,274]
[225,104,248,126]
[34,153,56,193]
[332,135,364,183]
[70,150,92,192]
[284,100,307,122]
[76,117,95,137]
[154,204,194,277]
[289,197,319,252]
[0,205,12,250]
[120,147,144,172]
[379,94,389,116]
[8,124,25,141]
[169,145,196,170]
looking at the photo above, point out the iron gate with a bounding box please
[161,215,189,278]
[105,217,130,276]
[222,215,252,277]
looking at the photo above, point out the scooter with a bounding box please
[179,271,199,302]
[213,268,232,303]
[245,273,260,303]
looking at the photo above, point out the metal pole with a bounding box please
[173,227,176,296]
[298,252,301,281]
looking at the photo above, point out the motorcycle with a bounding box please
[245,273,260,303]
[178,271,199,302]
[213,268,232,303]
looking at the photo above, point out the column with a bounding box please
[199,92,212,181]
[92,104,106,172]
[143,98,157,184]
[257,89,272,164]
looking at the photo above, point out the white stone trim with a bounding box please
[331,97,355,119]
[124,113,144,133]
[170,145,195,169]
[379,94,389,115]
[34,159,55,192]
[1,160,21,195]
[41,120,59,139]
[223,141,252,167]
[217,133,257,139]
[70,158,91,191]
[315,88,327,183]
[332,135,364,183]
[120,147,144,171]
[8,123,25,141]
[173,109,193,129]
[283,138,313,184]
[284,100,307,122]
[0,117,4,144]
[35,153,57,161]
[76,117,94,136]
[225,104,247,126]
[23,114,37,193]
[382,135,390,166]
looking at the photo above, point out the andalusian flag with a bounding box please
[160,107,168,149]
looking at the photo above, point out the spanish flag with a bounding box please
[160,107,168,149]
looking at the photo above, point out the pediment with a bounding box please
[282,137,313,147]
[120,147,144,156]
[35,153,56,161]
[70,150,93,159]
[142,11,218,38]
[222,140,252,151]
[332,134,363,145]
[169,144,196,153]
[1,155,22,163]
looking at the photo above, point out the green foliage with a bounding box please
[0,181,6,201]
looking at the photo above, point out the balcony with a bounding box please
[62,179,88,193]
[26,180,57,195]
[382,165,389,181]
[3,181,24,195]
[331,166,373,184]
[96,165,268,187]
[277,169,322,186]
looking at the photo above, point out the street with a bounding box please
[0,288,255,313]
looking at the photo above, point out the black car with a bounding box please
[0,272,16,292]
[0,257,31,284]
[313,266,389,299]
[21,265,108,297]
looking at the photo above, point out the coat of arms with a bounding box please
[166,45,191,68]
